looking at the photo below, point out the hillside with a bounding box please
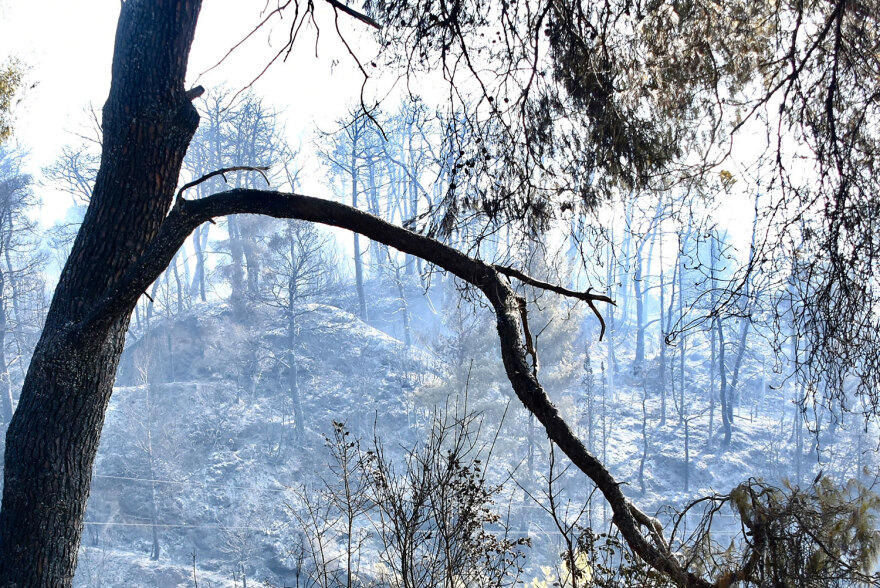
[71,290,876,586]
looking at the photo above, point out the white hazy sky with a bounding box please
[0,0,377,226]
[0,0,760,264]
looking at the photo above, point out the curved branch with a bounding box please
[78,188,716,587]
[494,264,616,339]
[175,166,270,201]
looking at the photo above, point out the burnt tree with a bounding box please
[0,2,809,587]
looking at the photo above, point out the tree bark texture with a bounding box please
[0,1,202,583]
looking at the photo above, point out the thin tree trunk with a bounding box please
[350,148,367,320]
[147,381,160,561]
[717,316,732,447]
[0,268,12,427]
[3,242,25,384]
[677,253,686,426]
[633,252,645,376]
[226,216,247,316]
[287,234,303,440]
[638,384,647,495]
[658,239,667,427]
[191,225,208,301]
[709,235,717,439]
[683,417,690,492]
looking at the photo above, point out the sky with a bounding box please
[0,0,762,270]
[0,0,376,227]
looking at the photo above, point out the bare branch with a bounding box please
[175,166,270,202]
[74,189,714,588]
[326,0,380,29]
[494,263,615,340]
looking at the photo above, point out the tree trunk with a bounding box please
[287,248,303,440]
[717,316,732,447]
[191,223,208,302]
[0,267,12,428]
[633,252,645,376]
[638,384,647,495]
[0,2,201,582]
[226,215,247,315]
[3,242,25,384]
[350,150,367,320]
[709,235,717,439]
[683,417,690,492]
[658,246,667,427]
[727,315,750,436]
[677,253,686,426]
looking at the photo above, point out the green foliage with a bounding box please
[0,59,22,142]
[727,477,880,587]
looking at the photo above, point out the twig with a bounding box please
[176,166,270,202]
[517,297,539,377]
[494,264,615,340]
[326,0,380,29]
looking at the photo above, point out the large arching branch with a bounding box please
[78,188,719,587]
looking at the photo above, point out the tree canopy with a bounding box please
[1,1,879,586]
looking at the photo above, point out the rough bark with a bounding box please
[0,1,202,583]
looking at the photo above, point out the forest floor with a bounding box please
[72,298,866,586]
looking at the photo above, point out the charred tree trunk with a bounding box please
[0,2,202,582]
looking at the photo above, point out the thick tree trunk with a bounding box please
[0,1,202,583]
